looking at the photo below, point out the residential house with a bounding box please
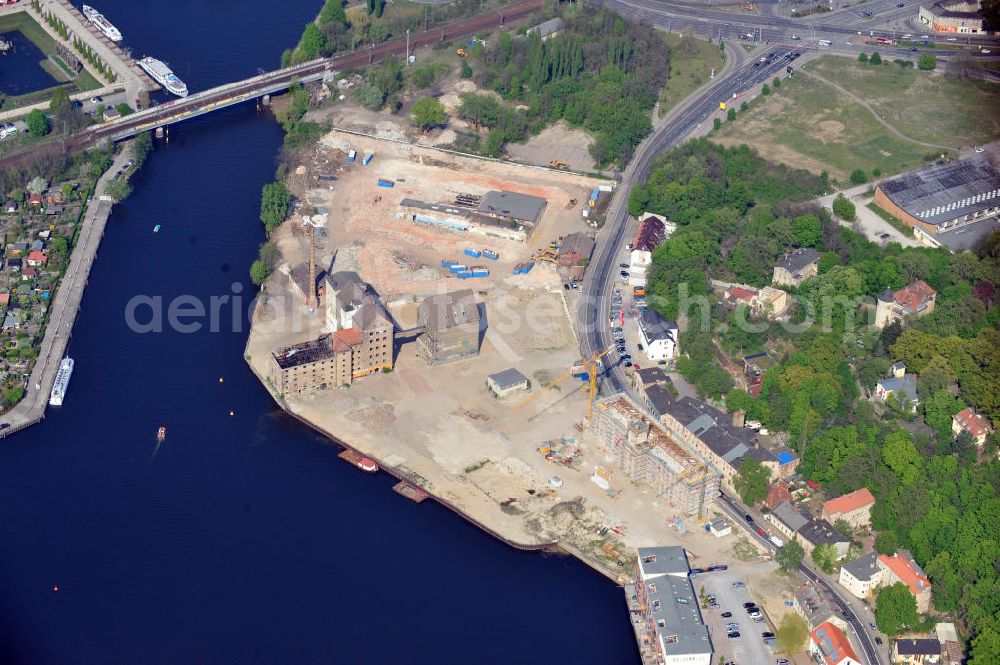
[26,251,47,267]
[633,366,669,395]
[7,257,21,273]
[878,550,933,612]
[29,239,44,252]
[632,546,714,665]
[22,266,36,280]
[4,200,17,214]
[766,482,794,510]
[28,193,42,207]
[2,312,20,330]
[875,280,937,329]
[796,519,850,559]
[772,248,821,287]
[822,487,876,531]
[876,362,919,412]
[810,622,862,665]
[894,639,942,665]
[753,286,789,319]
[794,583,848,631]
[10,241,27,255]
[638,310,678,361]
[644,383,676,421]
[767,500,809,539]
[528,17,563,39]
[951,407,992,448]
[629,214,673,286]
[486,368,529,398]
[838,552,883,601]
[935,624,962,665]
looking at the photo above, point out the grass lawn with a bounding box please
[807,55,1000,147]
[0,11,57,53]
[659,32,726,115]
[712,69,936,181]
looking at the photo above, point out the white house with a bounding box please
[638,310,678,362]
[629,213,675,287]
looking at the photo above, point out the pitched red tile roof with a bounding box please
[766,482,793,510]
[952,407,992,438]
[729,286,757,302]
[28,193,42,204]
[333,327,363,350]
[27,250,47,263]
[0,294,9,304]
[893,280,936,312]
[632,216,666,252]
[823,487,875,516]
[811,621,859,665]
[879,552,931,597]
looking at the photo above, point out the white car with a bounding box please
[982,49,992,54]
[845,40,854,46]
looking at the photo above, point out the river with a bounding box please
[0,2,641,663]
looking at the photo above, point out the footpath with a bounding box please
[0,145,133,438]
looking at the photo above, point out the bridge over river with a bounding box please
[0,0,542,170]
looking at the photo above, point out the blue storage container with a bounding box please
[362,153,374,165]
[441,260,456,268]
[464,248,481,258]
[472,269,489,277]
[482,250,499,260]
[449,264,467,273]
[377,179,394,188]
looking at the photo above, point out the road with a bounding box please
[578,42,800,394]
[717,493,884,665]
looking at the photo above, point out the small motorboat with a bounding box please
[357,457,378,473]
[156,426,166,441]
[153,224,161,233]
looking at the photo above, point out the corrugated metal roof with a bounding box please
[879,155,1000,226]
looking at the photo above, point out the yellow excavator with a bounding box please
[548,160,569,169]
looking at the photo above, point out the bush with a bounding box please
[858,52,869,63]
[773,77,781,88]
[832,193,856,221]
[849,169,867,185]
[713,117,722,130]
[727,108,736,122]
[918,53,937,70]
[411,97,447,131]
[761,83,771,96]
[894,59,914,68]
[870,52,882,65]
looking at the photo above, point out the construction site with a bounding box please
[245,127,756,581]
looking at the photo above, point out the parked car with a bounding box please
[744,514,753,523]
[619,263,629,269]
[875,637,883,645]
[743,602,757,609]
[727,632,741,639]
[721,612,732,618]
[756,527,766,536]
[762,632,775,638]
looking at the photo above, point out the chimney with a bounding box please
[732,410,746,429]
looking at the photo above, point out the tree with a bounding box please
[26,109,49,138]
[727,107,736,122]
[858,52,869,63]
[776,613,809,653]
[849,169,867,184]
[713,117,722,131]
[104,178,132,202]
[734,458,770,506]
[761,83,771,96]
[792,214,822,247]
[773,76,781,88]
[250,259,269,286]
[832,194,856,221]
[26,176,48,195]
[259,181,291,234]
[918,53,937,70]
[811,543,839,573]
[870,52,882,65]
[875,582,918,635]
[411,97,447,131]
[259,241,280,272]
[297,23,326,59]
[776,539,805,574]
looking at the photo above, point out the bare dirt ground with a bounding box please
[506,121,597,172]
[290,128,608,301]
[245,129,780,584]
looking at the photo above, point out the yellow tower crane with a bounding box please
[513,346,613,420]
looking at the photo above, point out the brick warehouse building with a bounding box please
[874,154,1000,251]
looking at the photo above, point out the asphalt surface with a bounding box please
[717,493,883,665]
[578,44,799,394]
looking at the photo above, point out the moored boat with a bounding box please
[49,357,75,406]
[357,457,378,473]
[137,56,188,97]
[82,5,122,42]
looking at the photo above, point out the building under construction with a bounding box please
[592,394,719,517]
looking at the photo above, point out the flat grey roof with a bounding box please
[637,546,690,579]
[933,216,1000,252]
[478,190,546,223]
[879,155,1000,226]
[488,367,528,390]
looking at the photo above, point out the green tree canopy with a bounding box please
[876,582,919,635]
[259,181,291,234]
[832,193,856,221]
[104,178,132,203]
[734,458,770,506]
[250,259,269,286]
[811,542,840,573]
[411,97,447,131]
[26,109,50,138]
[776,539,805,574]
[918,54,937,70]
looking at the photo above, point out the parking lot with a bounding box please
[697,569,780,665]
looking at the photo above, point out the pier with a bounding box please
[0,145,133,437]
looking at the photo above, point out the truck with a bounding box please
[362,153,374,166]
[818,39,832,48]
[376,179,394,188]
[768,535,784,548]
[347,149,357,163]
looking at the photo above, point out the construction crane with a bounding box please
[513,346,613,420]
